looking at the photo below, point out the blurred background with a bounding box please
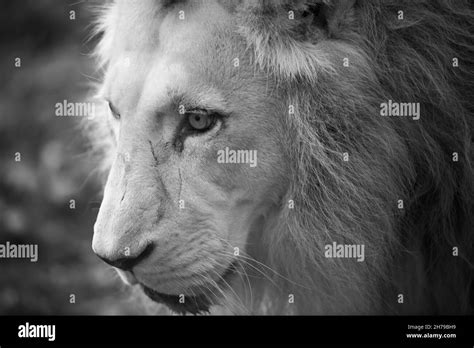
[0,0,149,315]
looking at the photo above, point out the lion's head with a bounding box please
[87,0,474,315]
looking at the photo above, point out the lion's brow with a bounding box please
[166,88,229,115]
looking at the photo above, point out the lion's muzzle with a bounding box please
[92,129,166,273]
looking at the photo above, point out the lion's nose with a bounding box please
[95,243,154,271]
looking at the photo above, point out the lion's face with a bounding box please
[92,1,287,313]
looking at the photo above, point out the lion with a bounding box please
[85,0,474,315]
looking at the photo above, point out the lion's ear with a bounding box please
[237,0,357,80]
[238,0,356,40]
[297,0,357,38]
[323,0,357,37]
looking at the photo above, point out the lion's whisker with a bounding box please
[208,268,250,315]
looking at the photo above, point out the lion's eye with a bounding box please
[108,101,121,120]
[174,109,222,150]
[186,111,216,132]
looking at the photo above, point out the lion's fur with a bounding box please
[240,0,474,314]
[88,0,474,314]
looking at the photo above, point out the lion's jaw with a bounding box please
[91,1,287,314]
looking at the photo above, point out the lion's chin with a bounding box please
[141,286,213,315]
[140,262,237,315]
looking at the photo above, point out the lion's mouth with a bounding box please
[140,262,237,315]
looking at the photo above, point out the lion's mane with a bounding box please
[237,0,474,314]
